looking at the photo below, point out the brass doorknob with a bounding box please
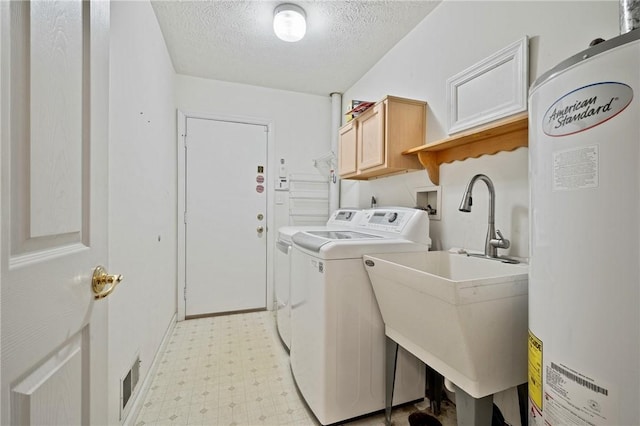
[92,266,123,300]
[257,226,264,233]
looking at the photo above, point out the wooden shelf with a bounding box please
[402,112,528,185]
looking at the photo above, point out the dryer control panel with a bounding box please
[326,209,363,227]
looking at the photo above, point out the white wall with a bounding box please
[175,75,332,310]
[341,1,618,258]
[109,1,177,423]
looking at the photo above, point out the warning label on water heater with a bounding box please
[528,330,543,411]
[542,360,617,425]
[553,145,599,191]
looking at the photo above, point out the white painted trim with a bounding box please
[177,110,186,321]
[447,36,528,134]
[176,110,275,321]
[122,313,177,426]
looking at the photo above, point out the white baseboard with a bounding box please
[122,313,177,426]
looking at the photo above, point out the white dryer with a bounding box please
[275,209,362,350]
[290,207,431,425]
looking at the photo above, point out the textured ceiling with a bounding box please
[151,1,441,95]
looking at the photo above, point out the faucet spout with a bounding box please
[458,174,501,258]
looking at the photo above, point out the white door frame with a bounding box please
[177,110,275,321]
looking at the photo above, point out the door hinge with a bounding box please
[184,211,187,224]
[183,286,187,301]
[183,133,187,148]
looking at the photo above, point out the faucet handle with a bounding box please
[490,229,510,249]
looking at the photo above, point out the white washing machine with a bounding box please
[290,207,431,425]
[275,209,362,350]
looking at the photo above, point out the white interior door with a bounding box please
[1,2,111,424]
[185,117,268,316]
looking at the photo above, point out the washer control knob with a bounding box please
[388,212,398,223]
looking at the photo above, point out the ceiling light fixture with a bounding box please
[273,3,306,42]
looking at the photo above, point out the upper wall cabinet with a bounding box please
[338,96,426,180]
[338,120,357,176]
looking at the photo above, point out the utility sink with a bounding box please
[363,251,528,399]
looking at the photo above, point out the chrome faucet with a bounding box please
[459,174,514,261]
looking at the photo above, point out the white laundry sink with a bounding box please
[363,251,528,399]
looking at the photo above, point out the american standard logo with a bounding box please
[543,82,633,136]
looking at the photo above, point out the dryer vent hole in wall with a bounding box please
[121,354,141,420]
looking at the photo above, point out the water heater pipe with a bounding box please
[620,0,640,34]
[329,92,342,213]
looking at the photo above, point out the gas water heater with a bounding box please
[528,29,640,425]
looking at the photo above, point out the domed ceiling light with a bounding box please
[273,3,306,42]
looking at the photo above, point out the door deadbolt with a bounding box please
[257,213,264,221]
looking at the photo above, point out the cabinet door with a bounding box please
[338,120,357,176]
[358,102,386,171]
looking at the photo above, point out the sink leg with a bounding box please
[516,382,528,426]
[385,336,399,426]
[426,365,444,416]
[453,385,493,426]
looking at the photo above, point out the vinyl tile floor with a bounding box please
[134,311,457,426]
